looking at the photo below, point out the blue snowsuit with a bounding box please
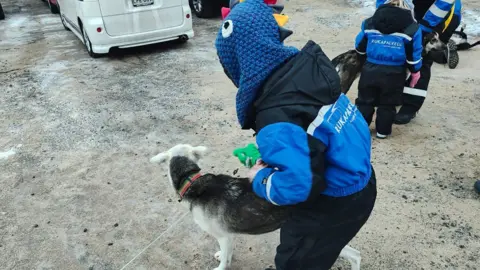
[354,4,423,135]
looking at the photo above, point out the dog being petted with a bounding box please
[150,144,365,270]
[215,0,377,269]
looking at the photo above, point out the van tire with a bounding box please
[58,4,70,31]
[189,0,218,18]
[48,0,59,14]
[81,25,101,58]
[0,3,5,21]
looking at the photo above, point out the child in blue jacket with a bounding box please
[215,0,377,269]
[355,0,423,138]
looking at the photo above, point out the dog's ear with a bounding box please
[192,146,208,160]
[150,152,170,164]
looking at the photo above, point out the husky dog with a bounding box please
[450,24,480,51]
[332,32,445,95]
[331,50,366,94]
[150,144,363,270]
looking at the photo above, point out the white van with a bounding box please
[57,0,194,58]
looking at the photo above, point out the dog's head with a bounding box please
[423,32,446,54]
[150,144,208,165]
[150,144,208,199]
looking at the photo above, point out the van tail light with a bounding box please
[97,27,102,33]
[186,13,190,19]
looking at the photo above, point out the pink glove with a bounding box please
[409,71,421,88]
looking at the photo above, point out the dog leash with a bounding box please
[119,211,189,270]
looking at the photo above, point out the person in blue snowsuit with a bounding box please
[215,0,377,269]
[354,0,423,138]
[375,0,462,125]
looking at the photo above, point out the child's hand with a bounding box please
[409,71,421,87]
[248,159,267,183]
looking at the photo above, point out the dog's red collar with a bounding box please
[178,172,202,201]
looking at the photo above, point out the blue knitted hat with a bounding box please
[215,0,299,128]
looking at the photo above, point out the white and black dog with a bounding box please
[332,31,446,94]
[150,144,362,270]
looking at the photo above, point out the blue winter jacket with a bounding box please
[355,4,423,72]
[249,42,373,205]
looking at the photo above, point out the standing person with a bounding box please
[354,0,423,139]
[216,0,377,269]
[376,0,462,124]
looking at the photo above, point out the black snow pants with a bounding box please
[274,169,377,270]
[400,57,433,116]
[355,62,406,135]
[440,14,461,43]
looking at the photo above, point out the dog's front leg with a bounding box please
[213,235,234,270]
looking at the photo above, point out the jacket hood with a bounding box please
[372,4,415,34]
[247,41,341,130]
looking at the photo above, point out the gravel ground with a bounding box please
[0,0,479,269]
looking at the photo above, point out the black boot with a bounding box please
[394,111,416,125]
[446,40,459,69]
[429,41,459,69]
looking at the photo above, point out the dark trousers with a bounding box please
[355,62,405,135]
[275,171,377,270]
[440,14,461,43]
[398,14,462,116]
[400,58,433,115]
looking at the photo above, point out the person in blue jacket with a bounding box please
[376,0,462,125]
[413,0,462,43]
[355,0,423,139]
[215,0,377,269]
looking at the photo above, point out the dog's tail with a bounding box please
[467,40,480,49]
[456,40,480,51]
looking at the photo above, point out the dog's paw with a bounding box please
[214,251,222,261]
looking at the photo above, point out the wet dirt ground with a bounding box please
[1,0,479,269]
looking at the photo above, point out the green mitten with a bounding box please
[233,143,261,168]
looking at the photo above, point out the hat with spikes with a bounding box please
[214,0,299,128]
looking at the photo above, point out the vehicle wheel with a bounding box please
[0,3,5,21]
[189,0,218,18]
[58,4,70,31]
[82,26,101,58]
[48,0,59,14]
[176,35,189,44]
